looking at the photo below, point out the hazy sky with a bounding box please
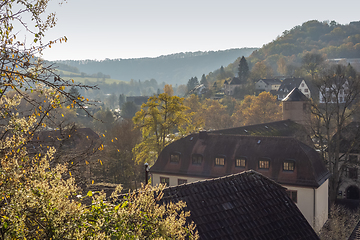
[39,0,360,61]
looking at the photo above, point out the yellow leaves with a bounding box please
[115,137,118,140]
[117,149,120,152]
[72,79,74,83]
[85,160,89,165]
[69,171,71,176]
[102,134,105,138]
[92,180,94,184]
[111,139,113,142]
[61,114,64,117]
[98,159,103,165]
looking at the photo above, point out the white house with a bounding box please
[255,79,282,92]
[277,78,311,100]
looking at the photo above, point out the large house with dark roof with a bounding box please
[151,88,330,231]
[223,77,246,96]
[277,78,312,100]
[161,170,320,240]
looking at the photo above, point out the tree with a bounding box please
[200,74,208,87]
[121,101,138,119]
[200,99,233,130]
[250,61,274,80]
[119,93,126,107]
[0,1,198,238]
[231,92,282,127]
[302,52,325,79]
[310,64,360,203]
[238,56,249,81]
[132,93,195,165]
[163,84,174,96]
[187,77,199,92]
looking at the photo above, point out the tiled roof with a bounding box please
[282,88,310,102]
[161,170,320,240]
[209,119,312,146]
[278,78,304,92]
[151,133,330,188]
[229,77,245,85]
[261,79,282,85]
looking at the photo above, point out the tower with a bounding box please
[282,88,310,125]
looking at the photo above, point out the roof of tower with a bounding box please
[282,87,310,102]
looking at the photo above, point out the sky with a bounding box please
[37,0,360,61]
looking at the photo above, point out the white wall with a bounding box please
[153,173,328,231]
[151,173,206,186]
[285,180,328,232]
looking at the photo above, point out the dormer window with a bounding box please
[215,156,225,166]
[170,152,181,163]
[283,160,295,171]
[235,157,246,168]
[259,158,270,169]
[192,154,203,165]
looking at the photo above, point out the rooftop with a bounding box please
[161,170,320,240]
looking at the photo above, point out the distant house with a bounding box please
[161,170,320,240]
[319,80,349,104]
[277,78,311,100]
[188,84,207,96]
[223,77,245,95]
[255,79,282,93]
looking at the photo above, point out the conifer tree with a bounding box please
[238,56,249,81]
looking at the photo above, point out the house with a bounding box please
[255,79,282,93]
[151,88,330,231]
[161,170,320,239]
[223,77,245,96]
[277,78,311,100]
[319,79,349,104]
[151,132,329,231]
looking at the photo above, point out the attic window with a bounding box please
[192,154,203,165]
[170,152,180,163]
[235,157,246,168]
[283,160,295,171]
[215,156,225,166]
[259,158,270,169]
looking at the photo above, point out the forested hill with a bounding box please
[246,20,360,74]
[51,48,256,85]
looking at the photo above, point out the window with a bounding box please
[304,88,309,93]
[259,158,270,169]
[192,154,203,165]
[286,190,297,203]
[283,160,295,171]
[170,152,180,163]
[178,179,187,185]
[215,157,225,166]
[301,83,304,87]
[160,177,169,186]
[235,157,246,167]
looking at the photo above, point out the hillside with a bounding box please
[248,20,360,74]
[50,48,257,85]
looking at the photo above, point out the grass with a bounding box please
[55,70,127,85]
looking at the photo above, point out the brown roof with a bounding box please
[261,78,282,85]
[209,119,313,146]
[151,133,330,188]
[161,170,320,240]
